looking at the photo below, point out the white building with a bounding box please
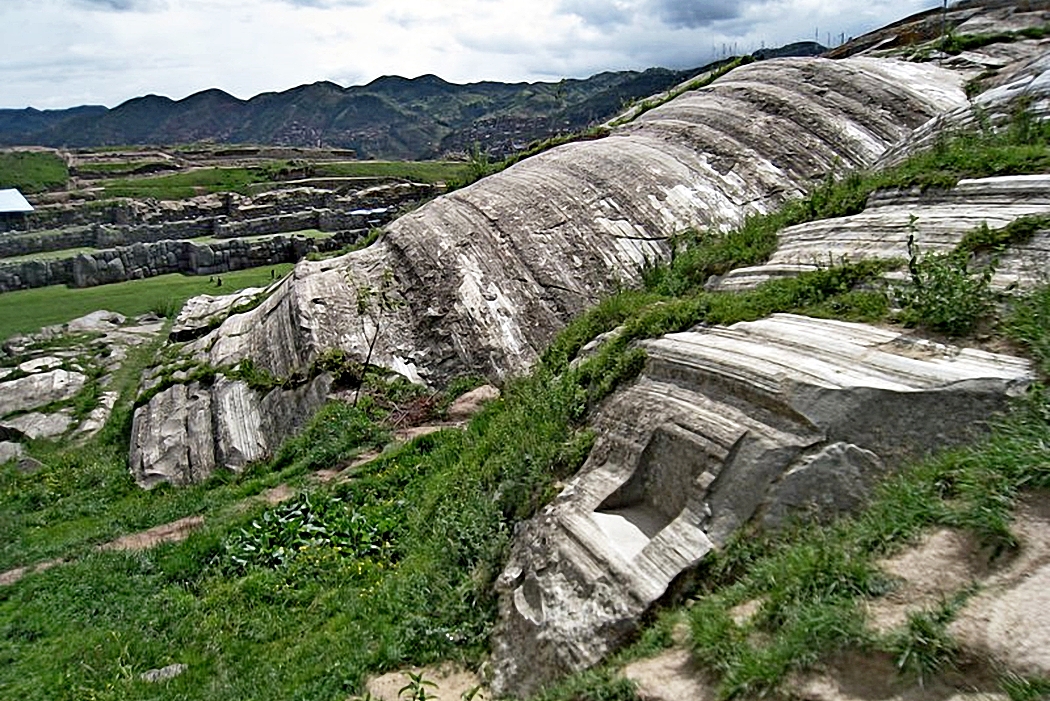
[0,188,33,214]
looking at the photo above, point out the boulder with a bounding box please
[129,373,332,488]
[446,384,501,422]
[0,441,24,465]
[0,411,74,440]
[489,314,1032,696]
[712,175,1050,293]
[0,369,88,416]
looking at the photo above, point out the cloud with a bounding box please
[71,0,166,10]
[559,0,635,28]
[0,0,943,109]
[649,0,747,28]
[272,0,368,7]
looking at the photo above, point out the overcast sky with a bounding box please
[1,0,938,110]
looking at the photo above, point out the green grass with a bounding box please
[941,24,1050,55]
[99,167,270,199]
[0,263,294,341]
[188,229,334,245]
[0,151,68,193]
[99,160,469,199]
[309,160,470,183]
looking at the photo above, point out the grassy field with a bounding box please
[99,167,270,199]
[309,160,469,183]
[188,229,334,245]
[0,263,294,340]
[2,111,1050,701]
[99,160,469,199]
[0,151,68,193]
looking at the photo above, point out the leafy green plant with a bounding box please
[895,231,994,336]
[399,672,438,701]
[223,491,392,572]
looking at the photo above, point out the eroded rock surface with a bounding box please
[129,373,332,488]
[0,310,164,454]
[196,57,963,383]
[489,314,1032,696]
[132,55,969,485]
[712,174,1050,292]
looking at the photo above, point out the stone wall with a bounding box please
[0,204,400,260]
[0,181,437,237]
[0,231,365,292]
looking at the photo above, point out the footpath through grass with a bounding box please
[0,263,294,340]
[3,109,1050,701]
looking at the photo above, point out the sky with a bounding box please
[0,0,939,110]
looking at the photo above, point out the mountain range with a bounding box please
[0,43,825,160]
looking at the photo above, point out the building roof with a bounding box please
[0,188,33,213]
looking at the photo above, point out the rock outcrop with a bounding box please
[711,174,1050,292]
[128,55,971,485]
[0,310,164,457]
[129,373,332,488]
[489,314,1033,696]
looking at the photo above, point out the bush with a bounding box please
[895,234,994,336]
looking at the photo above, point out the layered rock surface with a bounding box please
[711,174,1050,292]
[490,314,1033,696]
[0,311,163,455]
[132,56,969,485]
[713,49,1050,293]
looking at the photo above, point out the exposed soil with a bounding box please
[624,649,718,701]
[365,663,488,701]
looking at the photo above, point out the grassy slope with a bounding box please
[0,152,68,193]
[2,111,1050,701]
[0,263,294,340]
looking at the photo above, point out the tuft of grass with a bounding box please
[884,602,960,687]
[940,25,1050,55]
[894,236,994,336]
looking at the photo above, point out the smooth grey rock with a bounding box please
[16,455,45,474]
[134,56,968,483]
[0,368,87,416]
[169,286,267,342]
[0,411,74,440]
[140,663,187,683]
[446,384,501,422]
[186,57,965,384]
[75,391,119,439]
[0,441,23,465]
[212,376,267,470]
[65,309,126,333]
[489,314,1032,696]
[129,373,332,487]
[17,356,64,374]
[761,442,887,528]
[712,175,1050,293]
[130,382,217,488]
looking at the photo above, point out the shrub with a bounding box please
[895,233,994,336]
